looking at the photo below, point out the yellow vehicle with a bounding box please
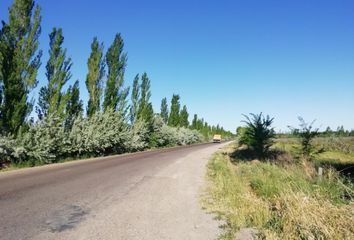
[212,134,222,143]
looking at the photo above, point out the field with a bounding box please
[203,138,354,240]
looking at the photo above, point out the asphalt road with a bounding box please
[0,142,229,240]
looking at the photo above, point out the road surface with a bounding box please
[0,142,229,240]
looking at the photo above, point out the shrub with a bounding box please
[0,136,27,165]
[129,119,150,151]
[20,115,68,164]
[68,110,130,156]
[176,127,203,145]
[289,117,321,161]
[151,116,203,147]
[239,113,275,159]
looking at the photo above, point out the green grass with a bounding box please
[203,143,354,240]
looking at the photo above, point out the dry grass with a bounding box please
[274,192,354,240]
[203,143,354,239]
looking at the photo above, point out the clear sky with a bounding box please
[1,0,354,132]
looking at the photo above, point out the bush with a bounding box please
[68,110,130,156]
[129,119,150,151]
[239,113,275,159]
[289,117,321,161]
[151,116,203,147]
[2,114,204,168]
[20,115,68,164]
[176,127,203,145]
[0,136,27,165]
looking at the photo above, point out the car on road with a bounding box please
[213,134,221,143]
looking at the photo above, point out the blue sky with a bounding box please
[1,0,354,132]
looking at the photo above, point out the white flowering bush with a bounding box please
[1,113,204,167]
[176,127,203,145]
[151,116,204,147]
[20,115,69,164]
[0,136,27,165]
[129,119,150,151]
[68,110,130,156]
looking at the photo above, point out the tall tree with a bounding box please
[179,105,189,128]
[160,97,168,123]
[0,0,42,134]
[191,114,198,129]
[37,28,72,118]
[86,37,104,117]
[65,80,83,129]
[137,73,152,121]
[103,33,128,114]
[130,74,140,124]
[168,94,180,127]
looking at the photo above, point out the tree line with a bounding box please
[0,0,233,167]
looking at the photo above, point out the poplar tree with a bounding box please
[0,0,42,134]
[38,28,72,118]
[103,33,128,114]
[179,105,189,128]
[65,80,83,129]
[86,37,104,117]
[135,73,154,128]
[191,114,198,129]
[168,94,180,127]
[130,74,140,124]
[160,97,168,123]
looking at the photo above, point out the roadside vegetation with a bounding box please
[203,113,354,240]
[0,0,234,170]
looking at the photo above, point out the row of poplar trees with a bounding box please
[0,0,233,140]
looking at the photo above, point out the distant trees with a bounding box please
[86,37,104,117]
[239,113,275,159]
[0,0,42,135]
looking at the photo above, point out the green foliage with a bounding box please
[160,97,169,123]
[68,110,130,156]
[239,113,275,159]
[129,72,154,145]
[103,33,128,113]
[129,119,150,151]
[168,94,180,127]
[130,74,140,124]
[236,126,247,137]
[20,115,68,164]
[137,73,153,126]
[290,117,321,161]
[0,0,42,135]
[86,37,104,117]
[38,28,72,118]
[190,113,234,140]
[64,80,83,129]
[179,105,189,128]
[0,136,27,165]
[152,115,203,147]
